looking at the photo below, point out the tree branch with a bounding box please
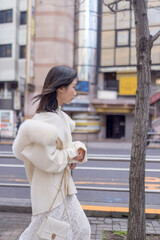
[151,30,160,44]
[102,0,121,12]
[103,0,122,6]
[102,0,132,13]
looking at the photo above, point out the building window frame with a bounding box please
[115,29,130,47]
[104,72,119,91]
[0,44,12,58]
[19,45,26,59]
[20,11,27,25]
[104,79,119,91]
[0,9,13,24]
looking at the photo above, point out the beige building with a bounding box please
[93,0,160,140]
[70,0,160,140]
[25,0,75,118]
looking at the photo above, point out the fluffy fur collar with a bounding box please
[12,119,58,160]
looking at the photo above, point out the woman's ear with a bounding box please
[57,87,64,95]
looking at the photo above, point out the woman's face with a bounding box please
[57,78,77,105]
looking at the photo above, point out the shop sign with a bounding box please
[119,76,137,95]
[0,110,15,138]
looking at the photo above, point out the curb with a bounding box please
[1,205,160,219]
[0,198,31,213]
[1,198,160,219]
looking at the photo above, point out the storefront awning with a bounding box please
[91,98,135,114]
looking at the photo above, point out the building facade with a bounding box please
[1,0,160,140]
[0,0,75,136]
[0,0,27,137]
[25,0,76,118]
[63,0,101,141]
[92,0,160,140]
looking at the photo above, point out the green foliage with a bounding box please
[113,231,127,237]
[102,230,106,240]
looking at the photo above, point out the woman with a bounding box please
[12,65,91,240]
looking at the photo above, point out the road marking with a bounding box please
[75,176,160,191]
[76,167,160,172]
[81,205,160,214]
[1,177,160,191]
[77,167,129,171]
[0,175,27,183]
[145,177,160,182]
[145,184,160,190]
[82,205,129,212]
[75,181,128,186]
[0,164,24,167]
[75,181,160,191]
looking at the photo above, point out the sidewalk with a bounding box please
[1,197,160,239]
[0,211,160,240]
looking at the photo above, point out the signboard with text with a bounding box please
[119,76,137,95]
[0,110,15,138]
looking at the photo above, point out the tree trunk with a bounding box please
[127,0,152,240]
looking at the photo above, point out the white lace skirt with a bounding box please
[19,194,91,240]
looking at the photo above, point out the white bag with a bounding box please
[37,216,70,240]
[37,169,70,240]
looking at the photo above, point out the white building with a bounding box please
[0,0,27,137]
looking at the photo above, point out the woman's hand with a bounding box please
[73,148,85,162]
[69,163,76,170]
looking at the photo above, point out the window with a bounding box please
[0,44,12,57]
[0,9,12,23]
[105,79,119,91]
[116,29,130,47]
[0,82,4,98]
[104,72,119,91]
[19,45,26,58]
[0,82,13,99]
[20,11,27,25]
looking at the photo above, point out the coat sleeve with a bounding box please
[68,141,87,164]
[20,143,79,173]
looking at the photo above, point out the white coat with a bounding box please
[12,109,87,215]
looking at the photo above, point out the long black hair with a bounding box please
[33,65,77,113]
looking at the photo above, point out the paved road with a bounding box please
[0,144,160,208]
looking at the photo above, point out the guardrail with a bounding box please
[0,153,160,194]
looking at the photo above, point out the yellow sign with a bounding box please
[119,76,137,95]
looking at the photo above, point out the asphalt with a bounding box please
[0,139,160,239]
